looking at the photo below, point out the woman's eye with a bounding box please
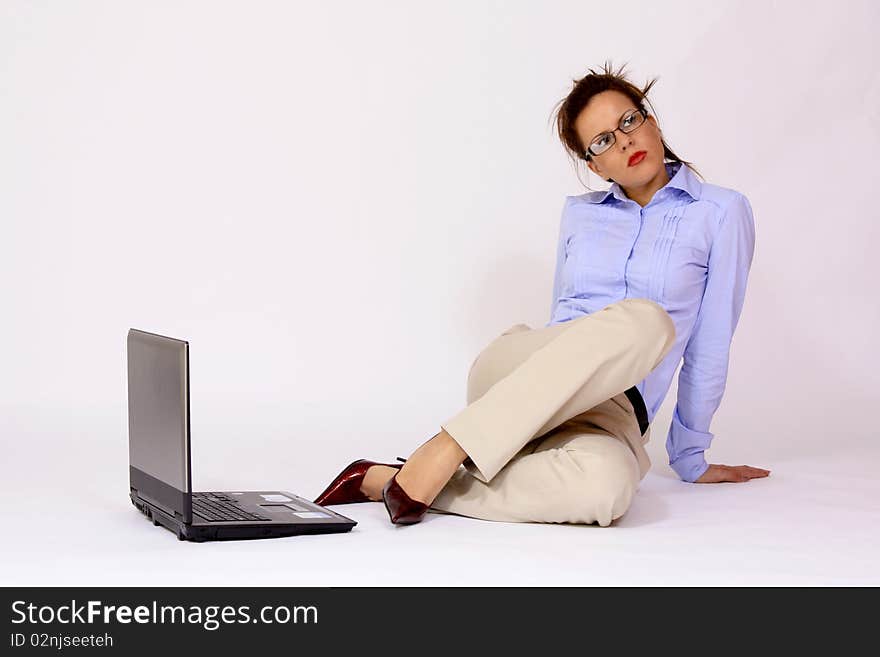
[595,135,610,148]
[622,114,634,127]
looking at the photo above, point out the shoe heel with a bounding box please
[381,472,429,525]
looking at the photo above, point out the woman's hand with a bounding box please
[695,464,770,483]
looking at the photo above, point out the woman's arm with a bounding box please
[665,192,762,483]
[547,197,573,326]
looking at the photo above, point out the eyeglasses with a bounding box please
[584,108,648,158]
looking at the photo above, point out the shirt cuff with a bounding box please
[667,408,714,482]
[670,451,710,483]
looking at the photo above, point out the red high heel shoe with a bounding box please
[380,430,454,524]
[313,457,407,506]
[381,471,430,525]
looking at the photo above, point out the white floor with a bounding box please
[2,405,877,587]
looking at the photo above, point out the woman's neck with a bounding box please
[620,163,671,208]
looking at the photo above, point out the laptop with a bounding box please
[126,328,356,541]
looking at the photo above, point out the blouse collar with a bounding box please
[589,160,702,205]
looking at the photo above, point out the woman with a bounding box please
[313,61,770,527]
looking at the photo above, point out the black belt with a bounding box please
[623,385,650,436]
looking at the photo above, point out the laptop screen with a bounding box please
[127,329,191,496]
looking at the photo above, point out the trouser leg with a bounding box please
[441,298,674,483]
[427,298,675,525]
[429,425,640,526]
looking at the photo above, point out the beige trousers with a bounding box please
[428,298,676,526]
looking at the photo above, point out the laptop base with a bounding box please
[131,494,355,542]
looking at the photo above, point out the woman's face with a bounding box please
[574,89,665,188]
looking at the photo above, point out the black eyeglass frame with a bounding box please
[584,107,649,160]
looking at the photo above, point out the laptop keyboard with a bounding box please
[192,493,272,522]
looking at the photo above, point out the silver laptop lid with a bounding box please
[127,329,192,522]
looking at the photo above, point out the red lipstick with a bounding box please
[628,151,647,167]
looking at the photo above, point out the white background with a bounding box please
[2,0,878,585]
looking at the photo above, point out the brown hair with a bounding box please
[549,60,703,186]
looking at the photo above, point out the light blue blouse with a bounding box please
[547,161,756,482]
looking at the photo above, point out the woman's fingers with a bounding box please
[699,464,771,483]
[731,465,770,480]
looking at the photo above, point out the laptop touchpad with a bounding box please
[260,502,313,513]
